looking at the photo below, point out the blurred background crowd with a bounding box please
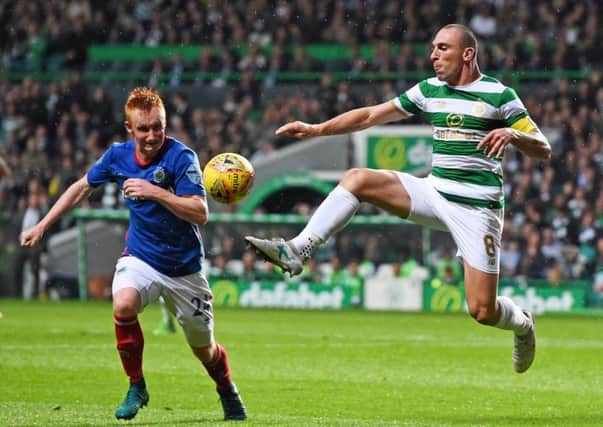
[0,0,602,301]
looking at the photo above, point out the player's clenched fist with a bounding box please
[123,178,156,201]
[20,225,44,248]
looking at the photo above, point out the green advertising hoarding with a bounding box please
[353,125,433,174]
[498,286,586,314]
[209,279,356,309]
[423,284,466,312]
[367,135,432,173]
[423,284,586,314]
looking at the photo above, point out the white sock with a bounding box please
[495,296,531,336]
[290,185,360,259]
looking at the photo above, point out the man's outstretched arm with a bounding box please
[276,100,408,140]
[21,175,94,247]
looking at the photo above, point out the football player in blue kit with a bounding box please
[20,87,247,421]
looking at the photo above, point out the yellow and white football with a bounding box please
[202,153,255,204]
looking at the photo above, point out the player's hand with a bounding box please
[20,225,44,248]
[123,178,156,201]
[275,121,320,139]
[477,128,520,159]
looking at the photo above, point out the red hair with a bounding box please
[124,87,165,123]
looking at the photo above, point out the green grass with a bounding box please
[0,300,602,426]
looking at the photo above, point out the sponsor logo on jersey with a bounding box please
[446,113,464,127]
[186,162,202,185]
[434,129,481,141]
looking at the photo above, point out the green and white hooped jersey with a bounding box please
[394,74,533,209]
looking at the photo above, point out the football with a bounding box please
[202,152,255,204]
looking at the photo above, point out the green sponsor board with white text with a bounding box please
[498,286,585,314]
[366,135,431,173]
[423,284,586,314]
[209,279,356,309]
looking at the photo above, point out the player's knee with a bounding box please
[113,298,139,318]
[191,342,215,364]
[468,304,496,325]
[112,288,142,317]
[340,168,368,194]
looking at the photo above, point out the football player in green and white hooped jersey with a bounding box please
[396,59,536,210]
[246,24,550,374]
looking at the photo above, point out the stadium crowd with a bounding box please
[2,0,602,72]
[0,0,602,299]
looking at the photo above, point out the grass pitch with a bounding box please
[0,300,602,426]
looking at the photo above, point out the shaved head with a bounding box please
[430,24,481,85]
[441,24,479,58]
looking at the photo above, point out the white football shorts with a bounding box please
[396,172,503,274]
[112,255,214,347]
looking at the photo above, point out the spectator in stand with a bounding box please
[299,258,325,284]
[518,230,547,279]
[207,253,237,280]
[540,227,562,265]
[591,237,603,306]
[392,249,420,279]
[240,250,261,281]
[344,259,364,308]
[435,250,463,285]
[289,45,317,73]
[327,256,346,287]
[430,265,464,289]
[577,209,600,275]
[15,181,45,299]
[167,52,185,88]
[469,4,497,40]
[500,240,522,278]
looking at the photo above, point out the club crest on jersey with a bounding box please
[152,167,166,184]
[472,101,486,117]
[186,162,202,185]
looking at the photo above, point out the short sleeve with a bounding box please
[87,144,115,187]
[173,150,206,197]
[499,87,530,127]
[395,82,425,116]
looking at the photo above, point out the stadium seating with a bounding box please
[0,0,601,299]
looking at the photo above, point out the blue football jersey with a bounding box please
[87,137,206,277]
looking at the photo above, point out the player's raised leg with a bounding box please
[113,287,149,420]
[464,265,535,373]
[245,168,411,275]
